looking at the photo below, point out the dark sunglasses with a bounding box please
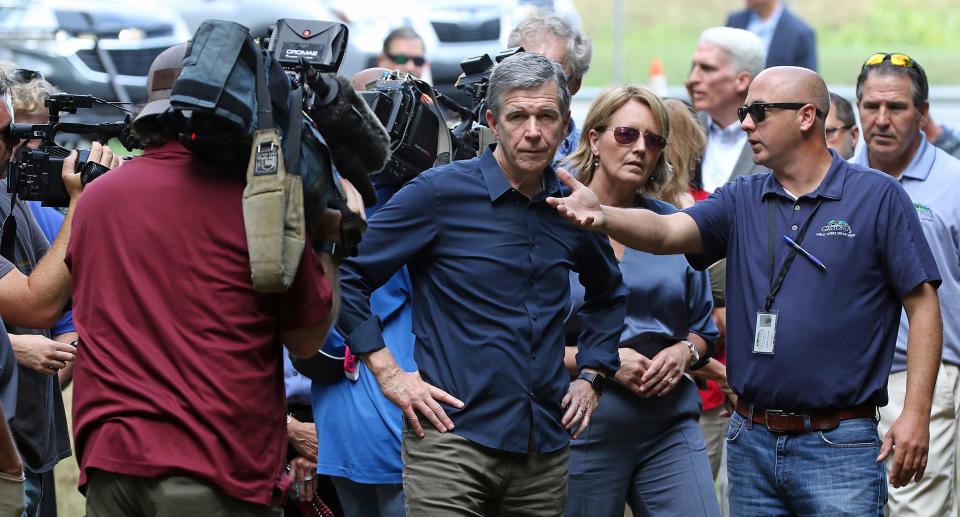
[385,53,426,66]
[824,123,855,137]
[7,68,43,84]
[601,126,667,152]
[737,102,824,124]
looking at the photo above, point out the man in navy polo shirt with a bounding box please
[548,65,942,515]
[852,52,960,516]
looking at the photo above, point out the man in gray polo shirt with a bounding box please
[852,52,960,516]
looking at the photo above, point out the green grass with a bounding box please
[575,0,960,88]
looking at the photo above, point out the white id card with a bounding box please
[753,311,778,355]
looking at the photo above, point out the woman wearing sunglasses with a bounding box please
[563,85,720,517]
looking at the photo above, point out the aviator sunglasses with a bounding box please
[385,53,426,66]
[600,126,667,152]
[737,102,824,124]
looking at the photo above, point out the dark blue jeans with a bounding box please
[726,410,886,516]
[566,380,719,517]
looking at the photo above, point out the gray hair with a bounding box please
[699,27,766,79]
[487,52,570,119]
[507,9,592,82]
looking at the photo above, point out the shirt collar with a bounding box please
[761,150,847,201]
[748,3,784,30]
[707,115,744,140]
[851,130,934,182]
[900,131,935,181]
[480,145,562,203]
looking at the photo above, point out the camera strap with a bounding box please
[242,49,306,293]
[413,78,452,166]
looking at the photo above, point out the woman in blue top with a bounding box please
[564,85,720,517]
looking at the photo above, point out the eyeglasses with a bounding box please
[824,123,855,137]
[601,126,667,152]
[6,68,43,84]
[737,102,824,124]
[385,53,426,66]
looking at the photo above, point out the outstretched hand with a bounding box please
[545,168,605,229]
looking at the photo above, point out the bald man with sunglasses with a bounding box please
[851,52,960,516]
[549,66,943,515]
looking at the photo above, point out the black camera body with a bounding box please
[5,94,136,207]
[7,147,97,207]
[360,74,441,185]
[449,47,524,158]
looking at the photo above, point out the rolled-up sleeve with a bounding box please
[572,231,626,374]
[338,176,438,354]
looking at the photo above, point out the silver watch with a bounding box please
[682,340,699,367]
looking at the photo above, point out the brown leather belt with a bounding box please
[735,400,876,433]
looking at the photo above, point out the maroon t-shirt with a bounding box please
[66,141,331,505]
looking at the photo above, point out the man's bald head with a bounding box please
[752,66,830,120]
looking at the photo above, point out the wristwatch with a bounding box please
[577,370,606,395]
[682,340,700,368]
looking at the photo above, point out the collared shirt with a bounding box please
[684,151,940,410]
[702,117,748,193]
[853,137,960,371]
[554,118,580,168]
[746,3,785,52]
[569,196,718,348]
[338,146,626,454]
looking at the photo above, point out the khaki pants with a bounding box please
[0,471,24,516]
[878,363,960,517]
[402,425,569,516]
[85,470,283,517]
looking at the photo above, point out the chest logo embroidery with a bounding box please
[914,203,935,222]
[816,219,856,238]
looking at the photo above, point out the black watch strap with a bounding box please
[577,370,606,395]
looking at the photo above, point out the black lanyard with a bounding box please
[764,197,823,312]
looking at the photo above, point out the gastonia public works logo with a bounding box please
[914,203,935,221]
[817,219,856,238]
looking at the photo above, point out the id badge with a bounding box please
[753,311,778,355]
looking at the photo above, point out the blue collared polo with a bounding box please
[853,137,960,372]
[684,150,940,410]
[338,146,626,454]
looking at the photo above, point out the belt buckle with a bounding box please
[764,409,802,431]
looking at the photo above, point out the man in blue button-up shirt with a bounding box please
[550,66,942,516]
[852,53,960,516]
[337,52,626,515]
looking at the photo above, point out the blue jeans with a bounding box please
[726,410,886,516]
[21,470,41,517]
[330,477,404,517]
[566,381,719,517]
